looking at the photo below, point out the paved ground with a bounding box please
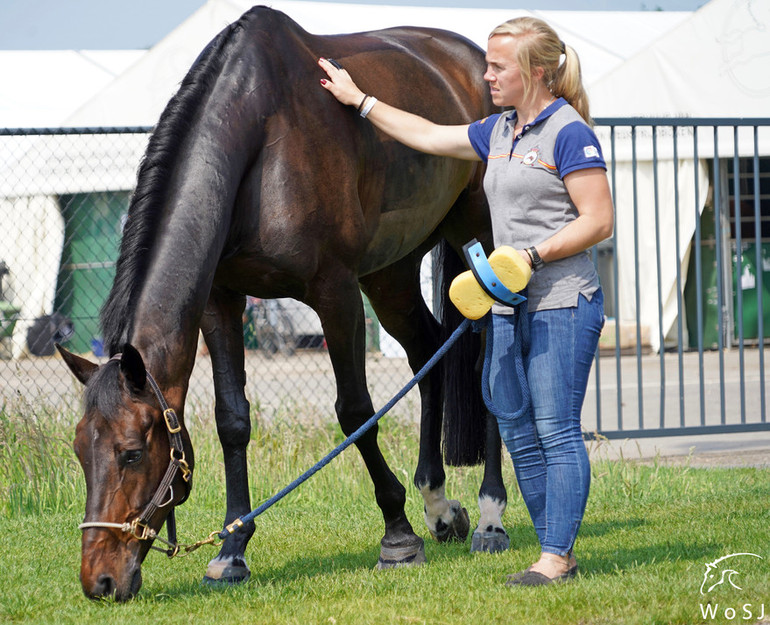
[582,347,770,468]
[591,432,770,468]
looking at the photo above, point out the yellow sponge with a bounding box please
[449,246,531,320]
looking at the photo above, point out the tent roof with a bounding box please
[61,0,691,127]
[589,0,770,117]
[0,50,145,128]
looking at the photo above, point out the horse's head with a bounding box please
[58,344,194,601]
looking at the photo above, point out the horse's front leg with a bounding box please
[310,269,425,568]
[471,413,510,552]
[199,288,255,584]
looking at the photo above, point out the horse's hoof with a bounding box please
[470,527,510,553]
[429,501,470,543]
[202,556,251,585]
[376,537,426,569]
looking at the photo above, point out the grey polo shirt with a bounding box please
[468,98,607,313]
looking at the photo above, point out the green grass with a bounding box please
[1,401,769,624]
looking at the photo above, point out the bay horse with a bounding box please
[58,6,510,601]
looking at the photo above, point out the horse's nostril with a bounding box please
[95,574,116,598]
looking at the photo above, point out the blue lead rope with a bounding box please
[479,299,531,421]
[219,317,473,540]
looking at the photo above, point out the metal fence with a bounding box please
[1,121,769,439]
[588,117,770,438]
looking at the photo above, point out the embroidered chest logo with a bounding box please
[522,147,540,166]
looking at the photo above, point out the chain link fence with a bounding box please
[0,128,421,422]
[3,123,770,438]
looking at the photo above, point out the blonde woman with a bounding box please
[320,16,613,586]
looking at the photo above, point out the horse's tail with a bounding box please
[437,239,486,466]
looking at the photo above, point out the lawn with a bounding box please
[1,400,769,625]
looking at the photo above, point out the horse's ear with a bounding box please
[119,344,147,392]
[56,344,99,385]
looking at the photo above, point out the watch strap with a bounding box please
[527,246,544,270]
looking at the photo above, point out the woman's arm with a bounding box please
[318,57,480,161]
[525,168,614,266]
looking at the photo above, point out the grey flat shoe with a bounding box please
[505,564,578,587]
[505,566,533,584]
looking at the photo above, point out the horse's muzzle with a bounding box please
[82,566,142,601]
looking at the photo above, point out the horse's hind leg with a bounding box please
[360,253,470,545]
[439,194,510,553]
[472,412,510,552]
[199,288,255,584]
[308,268,424,568]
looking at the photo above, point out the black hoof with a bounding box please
[430,503,470,543]
[470,527,510,553]
[376,536,426,569]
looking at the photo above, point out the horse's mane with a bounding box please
[100,11,264,355]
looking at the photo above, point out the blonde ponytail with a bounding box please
[489,17,592,124]
[551,44,591,124]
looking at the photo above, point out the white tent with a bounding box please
[0,50,145,357]
[62,0,690,128]
[0,50,145,129]
[590,0,770,118]
[588,0,769,352]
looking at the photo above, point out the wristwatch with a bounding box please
[527,246,545,271]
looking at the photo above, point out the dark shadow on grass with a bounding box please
[125,521,687,601]
[130,545,384,600]
[578,517,647,538]
[249,546,382,584]
[134,528,534,600]
[576,540,728,577]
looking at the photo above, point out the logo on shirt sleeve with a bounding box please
[583,145,600,158]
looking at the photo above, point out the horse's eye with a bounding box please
[121,450,143,466]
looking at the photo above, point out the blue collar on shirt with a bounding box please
[504,97,568,140]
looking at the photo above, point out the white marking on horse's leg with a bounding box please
[476,494,506,534]
[418,482,469,542]
[418,482,451,533]
[204,555,250,583]
[470,493,510,552]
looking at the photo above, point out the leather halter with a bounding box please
[77,355,192,557]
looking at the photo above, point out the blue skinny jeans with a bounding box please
[486,289,604,556]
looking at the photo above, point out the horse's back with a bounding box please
[207,8,493,295]
[316,22,489,118]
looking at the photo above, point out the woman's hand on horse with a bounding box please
[317,56,479,162]
[318,58,365,107]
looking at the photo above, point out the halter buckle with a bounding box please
[129,519,157,541]
[163,408,182,433]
